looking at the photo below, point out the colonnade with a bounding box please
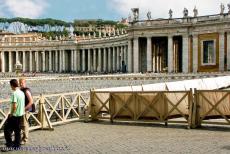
[127,32,228,73]
[0,45,128,73]
[80,45,128,73]
[127,35,190,73]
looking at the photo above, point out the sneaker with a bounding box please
[20,141,26,145]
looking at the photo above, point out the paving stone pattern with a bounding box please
[0,121,230,154]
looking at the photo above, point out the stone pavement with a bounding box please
[0,121,230,154]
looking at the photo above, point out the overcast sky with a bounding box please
[0,0,229,21]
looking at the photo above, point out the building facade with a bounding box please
[1,13,230,74]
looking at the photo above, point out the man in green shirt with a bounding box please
[2,79,25,151]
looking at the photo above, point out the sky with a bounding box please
[0,0,230,22]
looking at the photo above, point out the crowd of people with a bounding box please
[1,78,34,152]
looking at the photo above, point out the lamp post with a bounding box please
[15,61,22,77]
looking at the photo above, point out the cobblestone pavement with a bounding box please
[0,121,230,154]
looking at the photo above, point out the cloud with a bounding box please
[109,0,230,19]
[3,0,48,18]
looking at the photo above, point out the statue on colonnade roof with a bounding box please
[193,6,198,17]
[169,9,173,19]
[220,3,225,14]
[131,8,139,21]
[227,3,230,13]
[183,8,188,17]
[147,11,151,20]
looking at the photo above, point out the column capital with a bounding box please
[146,36,152,39]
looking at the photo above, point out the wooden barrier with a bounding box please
[90,91,110,120]
[90,90,193,127]
[41,91,89,126]
[194,89,230,127]
[0,91,90,137]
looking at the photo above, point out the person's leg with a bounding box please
[21,112,29,143]
[13,116,22,148]
[4,117,13,147]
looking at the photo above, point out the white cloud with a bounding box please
[109,0,230,19]
[3,0,48,18]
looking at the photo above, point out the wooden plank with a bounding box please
[188,89,193,128]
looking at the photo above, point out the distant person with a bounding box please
[2,79,25,152]
[19,78,33,145]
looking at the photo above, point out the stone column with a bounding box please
[1,51,5,72]
[71,50,76,72]
[103,48,107,72]
[76,49,80,72]
[82,49,85,72]
[98,48,102,72]
[35,51,39,72]
[42,51,45,72]
[182,35,189,73]
[88,49,91,72]
[59,50,62,72]
[49,51,52,72]
[93,48,97,72]
[227,32,230,70]
[108,47,111,72]
[112,47,116,72]
[219,32,225,71]
[121,46,124,69]
[55,50,58,72]
[152,44,156,72]
[116,47,120,71]
[9,51,12,72]
[128,39,133,72]
[71,50,73,72]
[29,51,33,72]
[147,37,152,72]
[193,34,198,72]
[16,51,19,63]
[22,51,26,72]
[74,50,76,72]
[62,50,65,72]
[133,38,139,73]
[124,45,127,65]
[168,35,173,73]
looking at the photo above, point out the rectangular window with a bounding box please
[202,40,215,65]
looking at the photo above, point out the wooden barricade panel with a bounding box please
[136,92,164,121]
[42,92,86,125]
[62,94,80,120]
[90,91,110,119]
[164,92,190,120]
[196,90,230,126]
[110,92,135,120]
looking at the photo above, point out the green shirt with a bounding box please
[10,88,25,117]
